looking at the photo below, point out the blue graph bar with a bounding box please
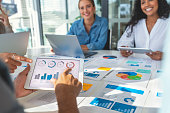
[53,72,59,79]
[40,73,59,80]
[47,75,52,80]
[90,98,114,109]
[111,102,136,113]
[105,84,144,95]
[41,73,47,80]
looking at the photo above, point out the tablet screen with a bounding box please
[118,47,152,53]
[29,58,80,89]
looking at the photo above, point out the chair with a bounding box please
[103,29,112,50]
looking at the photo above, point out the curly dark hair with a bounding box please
[126,0,170,37]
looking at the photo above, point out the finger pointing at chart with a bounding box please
[51,68,82,98]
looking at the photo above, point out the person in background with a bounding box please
[160,17,170,113]
[0,1,81,111]
[0,0,13,33]
[0,0,31,73]
[117,0,170,60]
[67,0,108,50]
[0,60,82,113]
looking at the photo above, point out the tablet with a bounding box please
[25,57,84,90]
[118,47,152,53]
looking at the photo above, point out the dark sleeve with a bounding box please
[0,59,14,91]
[0,61,24,113]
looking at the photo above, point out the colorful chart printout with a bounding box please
[116,72,142,80]
[103,56,117,59]
[84,71,100,78]
[83,83,93,92]
[90,98,137,113]
[98,67,112,71]
[104,70,151,88]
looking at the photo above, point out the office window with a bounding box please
[5,0,102,47]
[40,0,102,46]
[109,0,134,49]
[40,0,77,46]
[3,0,33,48]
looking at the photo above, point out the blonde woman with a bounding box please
[67,0,108,50]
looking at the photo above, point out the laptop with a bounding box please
[0,32,29,56]
[45,34,97,58]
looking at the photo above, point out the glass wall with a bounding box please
[2,0,33,48]
[109,0,134,49]
[6,0,138,49]
[40,0,78,46]
[6,0,102,47]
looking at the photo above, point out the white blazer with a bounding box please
[118,18,170,52]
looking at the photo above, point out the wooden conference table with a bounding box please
[16,47,162,113]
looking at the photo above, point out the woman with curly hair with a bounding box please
[118,0,170,60]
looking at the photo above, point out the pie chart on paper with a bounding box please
[103,56,117,59]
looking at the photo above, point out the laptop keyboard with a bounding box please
[83,51,98,58]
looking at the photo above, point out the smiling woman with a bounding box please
[67,0,108,50]
[117,0,170,61]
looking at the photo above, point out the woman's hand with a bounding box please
[146,51,163,60]
[119,46,133,57]
[120,50,133,57]
[81,45,89,51]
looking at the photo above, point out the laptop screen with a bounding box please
[0,32,29,56]
[46,34,85,58]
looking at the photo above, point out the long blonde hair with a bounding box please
[78,0,95,9]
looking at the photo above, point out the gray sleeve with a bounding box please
[0,76,24,113]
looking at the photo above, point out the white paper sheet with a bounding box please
[93,82,148,106]
[84,56,125,80]
[78,81,149,113]
[79,79,102,97]
[121,56,155,70]
[18,90,85,113]
[143,90,162,113]
[104,69,152,88]
[78,97,143,113]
